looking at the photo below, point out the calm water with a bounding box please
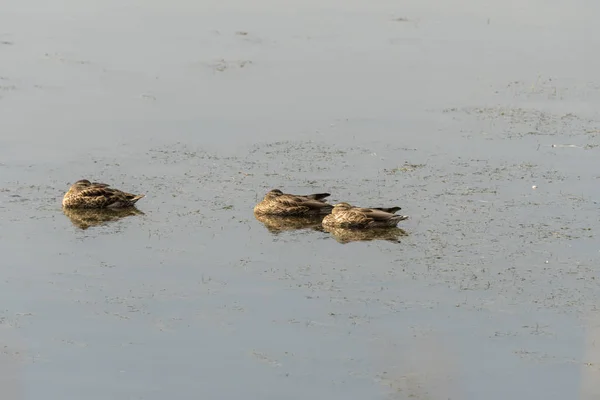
[1,1,600,399]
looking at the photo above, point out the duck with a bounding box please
[62,179,145,209]
[322,202,408,229]
[253,189,333,216]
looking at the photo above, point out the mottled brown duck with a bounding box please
[253,189,333,216]
[62,179,145,209]
[322,202,408,229]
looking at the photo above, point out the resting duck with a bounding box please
[322,202,408,229]
[253,189,333,216]
[62,179,145,209]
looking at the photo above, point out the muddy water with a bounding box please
[1,0,600,399]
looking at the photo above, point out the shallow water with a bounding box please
[1,1,600,399]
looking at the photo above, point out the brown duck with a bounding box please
[62,179,145,209]
[322,202,408,229]
[253,189,333,216]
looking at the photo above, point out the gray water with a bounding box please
[1,1,600,399]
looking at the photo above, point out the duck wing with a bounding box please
[354,207,399,222]
[90,182,110,188]
[79,187,140,207]
[344,209,374,224]
[302,193,331,202]
[371,206,402,214]
[278,195,332,211]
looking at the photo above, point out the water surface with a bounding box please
[1,1,600,399]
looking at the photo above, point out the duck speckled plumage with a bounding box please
[322,202,408,229]
[62,179,145,209]
[253,189,333,216]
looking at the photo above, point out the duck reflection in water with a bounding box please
[323,226,408,244]
[63,207,144,230]
[254,213,325,234]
